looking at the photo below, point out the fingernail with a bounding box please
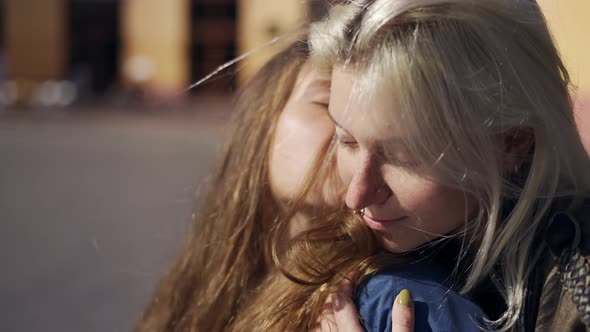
[398,289,413,307]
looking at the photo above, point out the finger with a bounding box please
[316,300,336,332]
[344,270,360,284]
[332,278,364,332]
[320,310,339,332]
[392,289,414,332]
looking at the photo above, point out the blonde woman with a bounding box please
[304,0,590,331]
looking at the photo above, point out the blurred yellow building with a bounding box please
[538,0,590,147]
[1,0,588,111]
[1,0,310,101]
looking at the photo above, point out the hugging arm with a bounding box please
[315,278,415,332]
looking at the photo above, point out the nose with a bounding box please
[345,154,392,211]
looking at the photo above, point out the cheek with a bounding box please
[269,114,335,203]
[269,125,308,200]
[336,151,355,186]
[385,171,469,227]
[403,182,470,230]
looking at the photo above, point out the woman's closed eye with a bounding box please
[335,133,358,150]
[338,139,358,150]
[311,101,329,110]
[382,149,418,168]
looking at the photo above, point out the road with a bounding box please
[0,104,230,332]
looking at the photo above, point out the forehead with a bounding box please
[329,66,405,141]
[292,62,330,94]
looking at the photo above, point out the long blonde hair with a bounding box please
[134,36,314,332]
[310,0,590,330]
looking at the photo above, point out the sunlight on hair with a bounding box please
[185,30,304,92]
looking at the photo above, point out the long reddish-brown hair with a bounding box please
[134,36,315,332]
[136,32,402,332]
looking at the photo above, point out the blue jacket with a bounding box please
[355,262,487,332]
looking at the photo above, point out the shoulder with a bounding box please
[538,265,590,331]
[355,263,486,332]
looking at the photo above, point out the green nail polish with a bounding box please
[398,289,413,307]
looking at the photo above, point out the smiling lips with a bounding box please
[362,214,407,231]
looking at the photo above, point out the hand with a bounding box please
[391,289,414,332]
[314,277,415,332]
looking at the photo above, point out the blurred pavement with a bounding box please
[0,101,231,332]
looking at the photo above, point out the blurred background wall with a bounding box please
[538,0,590,148]
[0,1,587,139]
[1,0,587,108]
[0,0,318,106]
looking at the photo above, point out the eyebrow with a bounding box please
[327,111,408,146]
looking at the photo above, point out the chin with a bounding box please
[377,234,425,254]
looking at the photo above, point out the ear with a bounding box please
[501,127,534,176]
